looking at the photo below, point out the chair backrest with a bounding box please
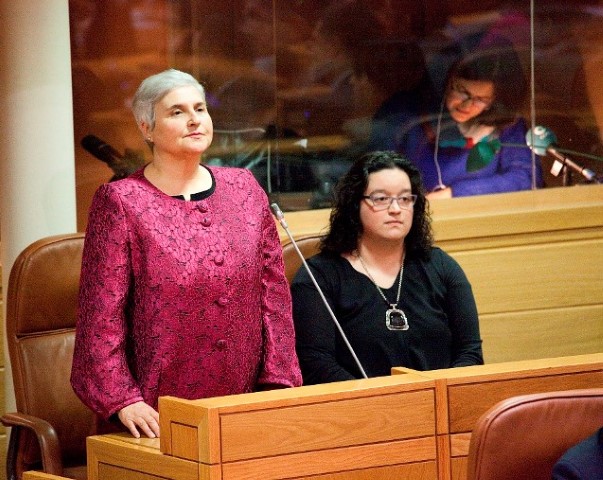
[466,388,603,480]
[281,235,323,284]
[6,233,95,477]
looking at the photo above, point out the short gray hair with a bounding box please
[132,69,205,129]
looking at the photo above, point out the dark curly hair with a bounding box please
[321,151,433,258]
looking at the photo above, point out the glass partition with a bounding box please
[70,0,603,229]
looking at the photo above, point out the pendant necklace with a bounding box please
[356,253,409,331]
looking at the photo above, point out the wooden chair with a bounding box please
[1,233,95,480]
[281,234,323,284]
[466,388,603,480]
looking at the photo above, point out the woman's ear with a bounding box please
[140,122,152,142]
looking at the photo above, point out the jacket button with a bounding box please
[216,339,227,350]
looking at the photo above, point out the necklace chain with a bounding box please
[356,254,404,308]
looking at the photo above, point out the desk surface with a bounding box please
[277,183,603,242]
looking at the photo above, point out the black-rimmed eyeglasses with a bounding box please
[449,83,493,109]
[363,193,417,211]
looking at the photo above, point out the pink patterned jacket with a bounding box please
[71,166,301,420]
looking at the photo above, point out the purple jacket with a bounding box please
[71,166,301,420]
[402,117,543,196]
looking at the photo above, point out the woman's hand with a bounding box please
[117,401,160,438]
[427,186,452,200]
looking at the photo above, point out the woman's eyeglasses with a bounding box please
[449,84,493,109]
[363,193,417,211]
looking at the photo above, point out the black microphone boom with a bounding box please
[81,134,123,167]
[270,203,368,379]
[81,134,145,181]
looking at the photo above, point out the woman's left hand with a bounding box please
[117,401,161,438]
[427,187,452,199]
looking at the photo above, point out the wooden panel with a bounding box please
[450,456,468,480]
[23,473,73,480]
[160,374,435,463]
[221,437,436,479]
[429,185,603,241]
[87,435,200,480]
[90,356,603,480]
[220,390,435,461]
[95,376,438,480]
[170,423,200,462]
[393,354,603,480]
[438,225,603,252]
[447,370,603,433]
[287,462,437,480]
[408,354,603,436]
[436,434,452,480]
[280,185,603,246]
[449,433,471,457]
[415,353,603,380]
[480,305,603,363]
[98,464,174,480]
[160,394,220,463]
[454,239,603,314]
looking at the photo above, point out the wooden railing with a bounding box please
[83,353,603,480]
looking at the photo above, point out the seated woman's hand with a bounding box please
[426,186,452,200]
[117,401,160,438]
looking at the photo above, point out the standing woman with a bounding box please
[71,69,302,438]
[291,151,483,385]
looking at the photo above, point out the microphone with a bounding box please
[81,134,123,166]
[81,135,145,181]
[525,126,597,182]
[270,203,368,379]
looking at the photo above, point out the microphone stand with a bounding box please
[270,203,368,379]
[547,149,599,184]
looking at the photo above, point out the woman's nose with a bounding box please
[188,113,200,125]
[388,198,403,212]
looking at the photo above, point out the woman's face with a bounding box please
[359,167,414,244]
[445,78,495,124]
[144,85,213,157]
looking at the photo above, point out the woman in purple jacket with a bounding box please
[71,69,302,439]
[401,44,543,199]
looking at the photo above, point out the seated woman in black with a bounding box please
[291,150,483,384]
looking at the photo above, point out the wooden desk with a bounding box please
[23,473,71,480]
[87,374,439,480]
[83,354,603,480]
[393,352,603,480]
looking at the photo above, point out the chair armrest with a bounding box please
[1,412,64,478]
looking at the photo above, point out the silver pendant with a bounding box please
[386,306,409,331]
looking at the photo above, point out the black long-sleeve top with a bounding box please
[291,247,483,384]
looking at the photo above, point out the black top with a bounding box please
[291,248,483,384]
[552,427,603,480]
